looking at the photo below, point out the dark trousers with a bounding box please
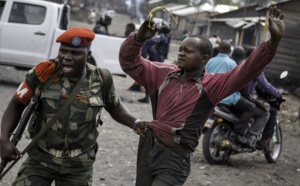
[230,96,256,134]
[262,106,277,139]
[248,107,270,136]
[136,130,191,186]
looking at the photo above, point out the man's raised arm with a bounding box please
[204,6,285,105]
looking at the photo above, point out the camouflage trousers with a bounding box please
[12,145,96,186]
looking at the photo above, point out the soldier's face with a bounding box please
[58,45,90,78]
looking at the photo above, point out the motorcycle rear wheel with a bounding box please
[264,125,282,163]
[202,122,232,164]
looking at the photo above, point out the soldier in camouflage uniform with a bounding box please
[0,27,147,186]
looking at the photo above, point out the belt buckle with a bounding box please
[61,150,70,159]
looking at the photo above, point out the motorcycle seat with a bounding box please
[215,104,239,124]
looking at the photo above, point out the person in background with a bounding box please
[93,11,114,35]
[87,9,96,24]
[206,41,257,149]
[209,34,221,57]
[228,39,235,57]
[124,23,136,37]
[141,26,171,62]
[0,27,147,185]
[209,34,220,48]
[180,30,189,41]
[241,46,284,152]
[119,6,285,185]
[230,46,272,149]
[231,46,246,65]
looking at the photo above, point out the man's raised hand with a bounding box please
[268,6,285,50]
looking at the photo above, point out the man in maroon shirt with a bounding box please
[119,6,285,186]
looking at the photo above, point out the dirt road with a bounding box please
[0,13,300,186]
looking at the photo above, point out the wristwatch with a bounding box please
[133,119,141,133]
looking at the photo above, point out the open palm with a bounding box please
[268,6,285,41]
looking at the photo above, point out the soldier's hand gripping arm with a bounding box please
[267,6,285,51]
[108,103,148,135]
[0,97,25,162]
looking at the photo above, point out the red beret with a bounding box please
[56,27,95,47]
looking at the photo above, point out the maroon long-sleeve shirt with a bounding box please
[119,34,276,152]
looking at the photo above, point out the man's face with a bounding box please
[58,45,90,78]
[177,37,207,72]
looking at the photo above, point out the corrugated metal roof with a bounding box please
[242,21,256,29]
[210,17,266,22]
[149,0,163,5]
[256,0,290,10]
[165,4,187,11]
[172,7,199,16]
[214,4,238,13]
[171,3,238,16]
[225,20,256,29]
[226,20,247,28]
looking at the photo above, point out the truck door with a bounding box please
[0,1,54,68]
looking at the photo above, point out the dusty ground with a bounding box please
[0,12,300,186]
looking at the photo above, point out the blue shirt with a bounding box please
[205,53,241,105]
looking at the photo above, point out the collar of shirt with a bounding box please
[167,69,203,82]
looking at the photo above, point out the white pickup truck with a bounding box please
[0,0,126,76]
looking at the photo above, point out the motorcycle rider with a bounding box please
[205,41,257,149]
[230,46,271,150]
[88,9,96,24]
[241,46,284,152]
[93,11,114,35]
[231,46,245,65]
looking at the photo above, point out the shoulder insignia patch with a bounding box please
[35,61,59,83]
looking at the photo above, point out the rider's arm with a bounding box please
[256,72,282,98]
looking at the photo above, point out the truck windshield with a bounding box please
[9,2,46,25]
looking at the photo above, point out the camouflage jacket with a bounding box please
[27,62,120,151]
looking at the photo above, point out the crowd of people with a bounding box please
[0,6,285,186]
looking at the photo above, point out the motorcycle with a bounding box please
[202,71,288,165]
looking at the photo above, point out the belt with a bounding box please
[40,147,84,159]
[153,132,192,153]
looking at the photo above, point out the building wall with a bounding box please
[262,0,300,87]
[210,22,235,41]
[209,5,267,46]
